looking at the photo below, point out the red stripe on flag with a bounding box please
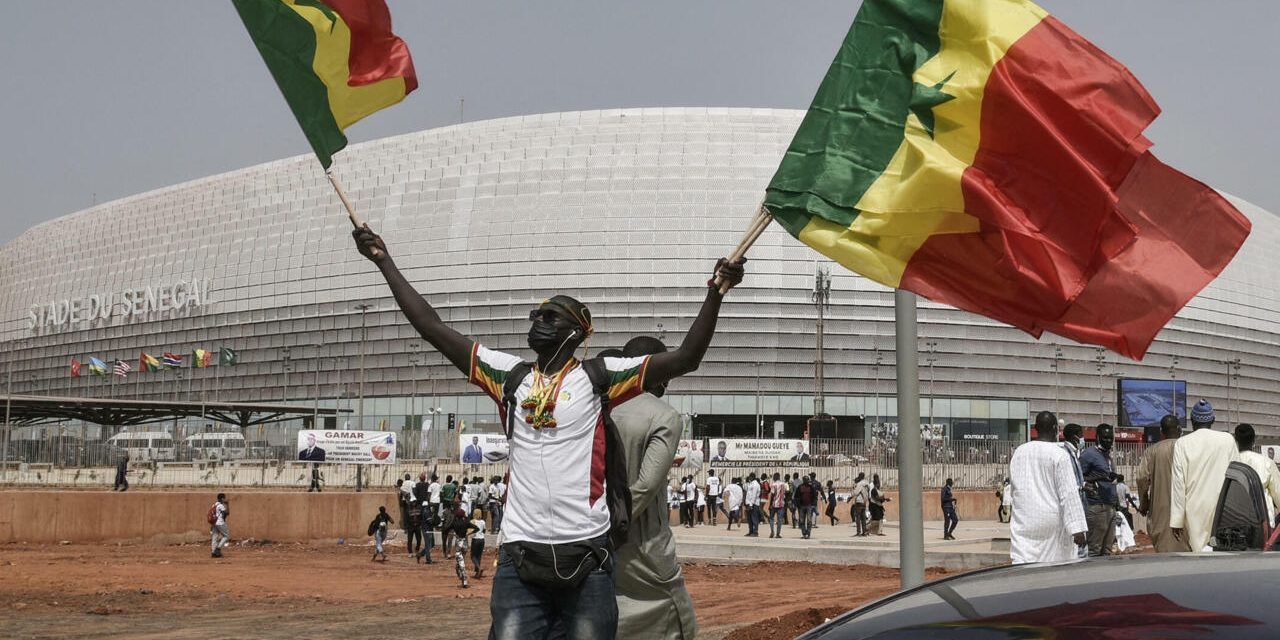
[326,0,418,92]
[900,17,1245,358]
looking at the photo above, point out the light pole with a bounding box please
[871,345,882,441]
[1168,355,1179,422]
[354,303,372,430]
[1227,358,1242,422]
[311,342,323,427]
[812,265,832,419]
[924,340,938,430]
[752,362,763,438]
[1050,345,1064,409]
[281,346,292,403]
[2,341,15,483]
[409,345,422,459]
[1094,347,1107,423]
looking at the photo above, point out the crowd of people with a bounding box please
[666,470,891,539]
[1007,400,1280,564]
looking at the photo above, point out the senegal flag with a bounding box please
[765,0,1251,359]
[233,0,418,169]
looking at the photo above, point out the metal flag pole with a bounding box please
[895,289,924,590]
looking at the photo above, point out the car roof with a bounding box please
[803,554,1280,640]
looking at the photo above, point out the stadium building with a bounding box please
[2,108,1278,456]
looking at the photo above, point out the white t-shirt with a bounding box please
[489,482,506,502]
[213,501,227,526]
[429,481,441,504]
[707,475,721,497]
[745,480,761,506]
[696,488,706,508]
[469,345,648,544]
[683,481,696,501]
[471,518,487,541]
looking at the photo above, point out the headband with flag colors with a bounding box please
[764,0,1251,359]
[233,0,419,169]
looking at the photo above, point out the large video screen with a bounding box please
[1117,378,1186,427]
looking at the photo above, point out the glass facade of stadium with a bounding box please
[3,108,1279,466]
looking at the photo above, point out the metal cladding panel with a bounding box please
[1,108,1279,436]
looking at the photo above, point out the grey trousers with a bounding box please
[1085,504,1116,556]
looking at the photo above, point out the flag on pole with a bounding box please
[764,0,1251,359]
[219,347,239,367]
[70,358,82,378]
[193,348,213,368]
[162,352,184,368]
[87,357,108,376]
[113,360,132,378]
[232,0,419,169]
[140,352,161,373]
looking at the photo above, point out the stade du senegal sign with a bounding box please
[27,278,214,333]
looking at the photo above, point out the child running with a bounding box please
[370,506,393,562]
[447,507,480,588]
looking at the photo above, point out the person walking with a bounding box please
[850,472,868,536]
[1008,412,1087,564]
[487,474,506,534]
[1171,400,1240,552]
[210,493,230,558]
[794,475,820,539]
[724,478,743,531]
[706,470,723,526]
[941,478,959,540]
[1079,424,1119,556]
[744,473,762,537]
[768,473,786,538]
[868,475,890,536]
[308,462,323,492]
[997,478,1012,524]
[470,509,488,579]
[695,486,707,526]
[417,499,437,564]
[113,453,130,491]
[824,480,839,527]
[1233,424,1280,524]
[1135,415,1191,553]
[370,505,393,562]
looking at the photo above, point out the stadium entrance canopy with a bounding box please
[1,395,349,428]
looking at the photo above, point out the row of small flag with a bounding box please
[71,348,238,379]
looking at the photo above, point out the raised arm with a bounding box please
[353,225,473,375]
[645,258,745,386]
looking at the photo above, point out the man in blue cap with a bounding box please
[1170,400,1239,551]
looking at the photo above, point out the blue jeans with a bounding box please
[799,505,815,537]
[747,505,762,534]
[769,506,784,536]
[375,528,386,554]
[488,541,617,640]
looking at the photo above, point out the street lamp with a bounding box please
[408,344,422,459]
[281,345,292,403]
[924,340,938,429]
[752,362,763,439]
[354,303,373,430]
[1094,347,1107,423]
[1168,355,1179,421]
[872,346,882,439]
[311,342,323,427]
[1226,358,1242,422]
[1050,345,1064,409]
[812,266,832,419]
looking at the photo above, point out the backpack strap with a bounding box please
[582,357,633,548]
[501,362,534,440]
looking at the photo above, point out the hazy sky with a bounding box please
[2,1,1276,245]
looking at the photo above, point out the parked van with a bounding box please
[183,432,247,461]
[106,431,176,462]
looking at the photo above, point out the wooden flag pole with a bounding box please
[714,205,773,294]
[326,168,383,259]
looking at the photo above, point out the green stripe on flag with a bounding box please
[765,0,945,235]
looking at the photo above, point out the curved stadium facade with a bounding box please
[2,108,1279,453]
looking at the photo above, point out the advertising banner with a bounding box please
[673,439,705,470]
[705,438,811,467]
[296,429,396,465]
[458,433,510,465]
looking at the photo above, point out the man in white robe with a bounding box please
[1009,411,1087,564]
[1170,400,1239,552]
[1234,423,1280,524]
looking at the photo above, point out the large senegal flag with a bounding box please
[233,0,418,169]
[765,0,1251,359]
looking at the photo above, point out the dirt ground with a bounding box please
[0,541,943,639]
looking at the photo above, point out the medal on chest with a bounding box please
[520,361,574,430]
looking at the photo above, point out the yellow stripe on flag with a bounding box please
[285,1,410,130]
[798,0,1046,288]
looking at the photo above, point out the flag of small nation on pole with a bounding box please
[70,358,82,378]
[113,360,132,378]
[162,352,184,368]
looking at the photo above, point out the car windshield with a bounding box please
[808,555,1280,640]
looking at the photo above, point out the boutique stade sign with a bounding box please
[27,278,214,334]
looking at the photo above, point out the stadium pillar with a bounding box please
[895,289,924,589]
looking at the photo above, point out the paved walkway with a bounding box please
[670,515,1012,571]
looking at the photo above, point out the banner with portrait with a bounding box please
[673,439,705,470]
[705,438,811,467]
[458,433,510,464]
[296,429,396,465]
